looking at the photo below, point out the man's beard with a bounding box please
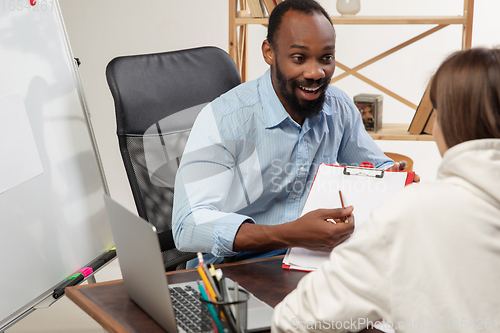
[275,61,329,119]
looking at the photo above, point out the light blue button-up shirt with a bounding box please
[172,69,392,260]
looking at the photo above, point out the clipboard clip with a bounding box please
[343,166,385,178]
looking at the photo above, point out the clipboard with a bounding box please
[282,163,415,271]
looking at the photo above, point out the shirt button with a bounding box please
[300,166,305,172]
[292,194,297,199]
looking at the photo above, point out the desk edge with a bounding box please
[66,286,129,333]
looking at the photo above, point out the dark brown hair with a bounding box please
[430,47,500,148]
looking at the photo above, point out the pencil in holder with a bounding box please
[199,287,249,333]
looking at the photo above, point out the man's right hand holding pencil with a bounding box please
[233,206,355,253]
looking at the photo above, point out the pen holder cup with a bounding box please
[200,287,249,333]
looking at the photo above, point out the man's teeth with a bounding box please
[300,86,321,92]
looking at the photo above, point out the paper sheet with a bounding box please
[283,164,409,271]
[0,92,43,194]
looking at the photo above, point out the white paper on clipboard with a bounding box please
[283,163,412,271]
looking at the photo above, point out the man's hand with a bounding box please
[233,207,355,252]
[284,207,355,252]
[387,160,421,183]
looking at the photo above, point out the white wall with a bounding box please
[57,0,499,211]
[58,0,230,212]
[58,0,500,210]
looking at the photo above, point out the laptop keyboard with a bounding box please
[169,285,213,333]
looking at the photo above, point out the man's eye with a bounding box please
[323,55,334,61]
[292,56,303,62]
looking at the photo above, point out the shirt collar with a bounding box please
[258,69,291,129]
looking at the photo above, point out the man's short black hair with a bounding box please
[267,0,334,49]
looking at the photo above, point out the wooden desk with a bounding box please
[66,256,305,333]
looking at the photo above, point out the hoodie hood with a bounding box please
[437,139,500,209]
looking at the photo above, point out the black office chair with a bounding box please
[106,46,242,271]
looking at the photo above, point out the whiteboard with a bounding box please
[0,0,114,329]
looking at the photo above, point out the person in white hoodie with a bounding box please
[272,47,500,333]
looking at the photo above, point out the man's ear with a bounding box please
[262,40,274,66]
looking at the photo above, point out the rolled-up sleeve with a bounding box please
[172,104,252,257]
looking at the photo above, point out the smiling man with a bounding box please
[172,0,396,266]
[265,2,337,125]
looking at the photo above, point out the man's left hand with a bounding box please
[387,160,420,183]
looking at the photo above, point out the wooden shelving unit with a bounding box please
[368,124,434,141]
[228,0,474,141]
[235,15,468,26]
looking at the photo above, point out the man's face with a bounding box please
[264,10,336,123]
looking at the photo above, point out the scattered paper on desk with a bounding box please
[0,92,43,194]
[283,163,409,271]
[283,248,330,271]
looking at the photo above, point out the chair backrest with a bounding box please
[106,46,242,270]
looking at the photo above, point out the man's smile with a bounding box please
[297,84,323,100]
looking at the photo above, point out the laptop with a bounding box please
[103,194,274,332]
